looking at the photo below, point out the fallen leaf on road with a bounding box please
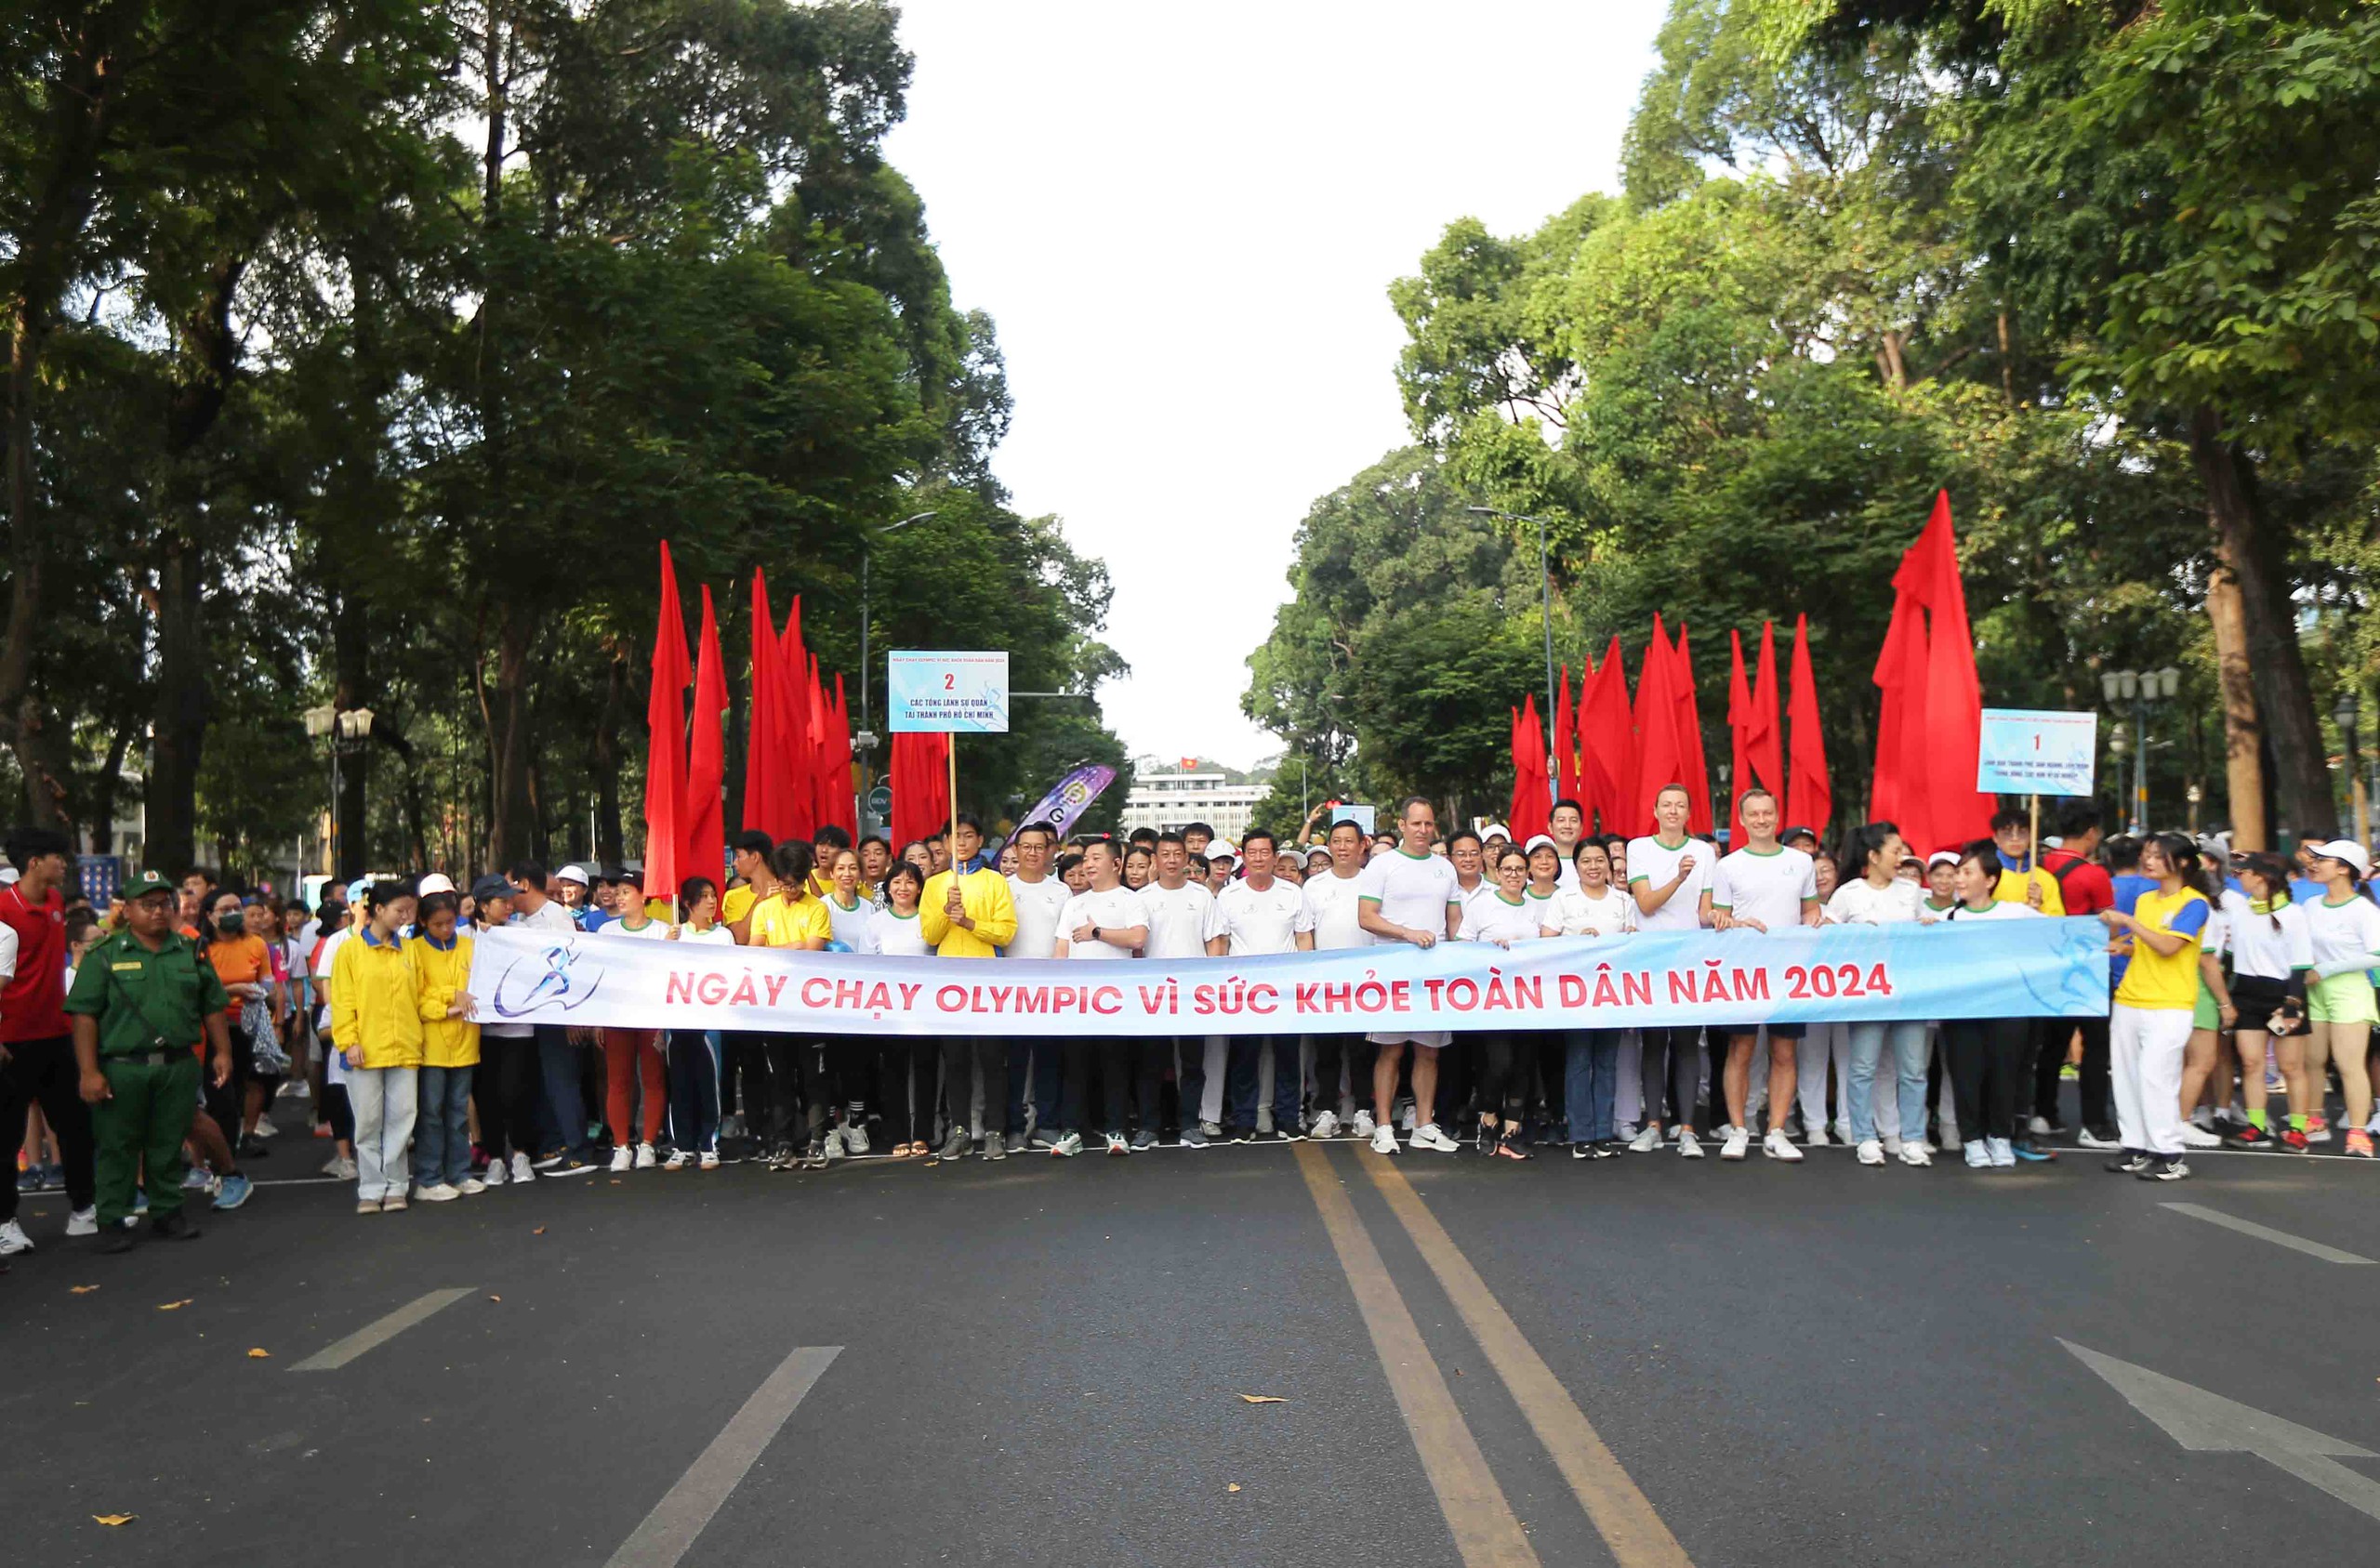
[157,1299,192,1311]
[246,1348,271,1359]
[609,1179,621,1185]
[487,1294,502,1302]
[532,1226,547,1235]
[1226,1483,1241,1493]
[1236,1395,1286,1404]
[93,1514,136,1526]
[71,1285,98,1294]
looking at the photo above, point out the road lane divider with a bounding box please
[288,1286,478,1372]
[2158,1202,2374,1265]
[1292,1143,1539,1568]
[1363,1155,1695,1568]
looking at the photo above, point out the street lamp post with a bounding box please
[1468,507,1558,766]
[858,510,936,831]
[2334,690,2368,849]
[2100,666,2179,836]
[303,704,376,878]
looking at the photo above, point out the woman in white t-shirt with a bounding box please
[1827,824,1933,1167]
[1522,837,1565,935]
[660,876,735,1168]
[868,863,937,1158]
[1557,840,1634,1155]
[2215,852,2312,1151]
[1941,840,2043,1169]
[1458,846,1544,1160]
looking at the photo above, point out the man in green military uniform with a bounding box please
[66,871,232,1254]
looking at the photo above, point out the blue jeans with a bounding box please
[668,1030,721,1153]
[1847,1021,1929,1144]
[414,1064,472,1187]
[1564,1031,1621,1142]
[536,1025,589,1159]
[1227,1037,1302,1131]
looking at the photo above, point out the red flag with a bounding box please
[1630,616,1684,836]
[1914,494,1994,847]
[1673,622,1713,838]
[826,672,857,837]
[641,543,690,898]
[1748,621,1782,800]
[1509,694,1551,837]
[890,730,950,850]
[1727,629,1754,847]
[1870,552,1928,847]
[743,572,786,839]
[1580,635,1633,836]
[1785,613,1833,839]
[1553,665,1580,806]
[683,585,728,891]
[775,603,813,838]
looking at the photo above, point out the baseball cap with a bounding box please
[555,864,589,887]
[1209,841,1238,863]
[1481,823,1512,841]
[125,869,175,900]
[469,875,511,903]
[416,873,456,896]
[1782,825,1818,846]
[345,877,370,903]
[2309,839,2372,879]
[1927,850,1961,870]
[1523,834,1556,853]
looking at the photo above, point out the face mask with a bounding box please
[216,910,245,937]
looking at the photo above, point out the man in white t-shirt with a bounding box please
[1209,829,1306,1142]
[1356,797,1463,1154]
[1297,818,1375,1140]
[1005,820,1070,1145]
[1710,788,1821,1161]
[1628,784,1717,1157]
[1141,832,1221,1146]
[1051,840,1150,1156]
[1548,798,1587,892]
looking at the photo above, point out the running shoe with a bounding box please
[699,1151,721,1170]
[510,1152,536,1183]
[2009,1141,2056,1162]
[984,1132,1008,1161]
[608,1146,634,1173]
[1857,1139,1885,1166]
[1051,1132,1082,1158]
[1764,1129,1805,1163]
[2076,1126,2122,1151]
[2222,1123,2270,1150]
[355,1200,379,1216]
[0,1219,32,1255]
[1571,1140,1596,1160]
[935,1127,971,1161]
[1628,1125,1662,1153]
[1988,1137,2016,1167]
[821,1130,846,1163]
[1882,1134,1904,1156]
[2104,1153,2151,1174]
[482,1157,508,1185]
[1720,1129,1749,1161]
[1309,1110,1340,1140]
[1254,1127,1299,1144]
[2175,1123,2222,1149]
[1351,1111,1377,1140]
[1677,1127,1704,1158]
[415,1182,458,1203]
[546,1155,598,1177]
[1369,1125,1400,1155]
[380,1192,408,1211]
[1803,1122,1829,1147]
[2030,1114,2066,1138]
[1898,1143,1932,1168]
[149,1212,200,1241]
[214,1174,254,1210]
[1178,1123,1209,1149]
[844,1122,871,1154]
[1490,1130,1529,1161]
[182,1166,216,1192]
[66,1206,98,1236]
[323,1154,358,1180]
[2138,1156,2189,1182]
[1104,1132,1130,1156]
[1410,1124,1460,1153]
[802,1139,829,1169]
[2306,1115,2333,1144]
[2347,1128,2375,1159]
[2281,1126,2311,1153]
[456,1178,486,1195]
[1964,1140,1991,1168]
[662,1149,690,1171]
[1030,1126,1063,1151]
[634,1142,658,1168]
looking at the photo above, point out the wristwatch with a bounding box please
[1091,926,1102,942]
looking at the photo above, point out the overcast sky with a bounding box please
[883,3,1666,770]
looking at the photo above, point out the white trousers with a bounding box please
[2110,1005,2192,1157]
[349,1065,418,1202]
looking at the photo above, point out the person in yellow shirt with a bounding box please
[406,890,483,1201]
[2099,832,2215,1181]
[331,881,425,1215]
[1987,808,2064,1159]
[722,831,776,942]
[1988,808,2064,915]
[920,812,1019,1161]
[747,841,828,1169]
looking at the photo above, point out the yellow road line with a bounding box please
[1292,1142,1540,1568]
[1364,1153,1694,1568]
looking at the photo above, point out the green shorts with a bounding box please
[2309,972,2379,1026]
[2194,977,2222,1032]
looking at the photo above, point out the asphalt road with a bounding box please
[7,1104,2378,1568]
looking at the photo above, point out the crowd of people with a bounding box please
[5,787,2378,1267]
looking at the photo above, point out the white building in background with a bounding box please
[1118,767,1267,843]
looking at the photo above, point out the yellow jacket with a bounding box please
[920,868,1017,958]
[331,927,426,1069]
[406,929,480,1068]
[1993,864,2066,917]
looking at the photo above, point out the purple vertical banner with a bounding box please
[1016,763,1117,837]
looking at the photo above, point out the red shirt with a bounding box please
[0,883,68,1042]
[2041,848,2115,917]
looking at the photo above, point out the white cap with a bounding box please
[1523,834,1557,853]
[1208,840,1238,863]
[555,864,589,886]
[2310,839,2371,879]
[1481,823,1512,841]
[1927,850,1961,870]
[416,873,456,895]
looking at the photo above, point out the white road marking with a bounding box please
[288,1287,478,1371]
[2158,1202,2374,1265]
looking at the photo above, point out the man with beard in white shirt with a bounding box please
[1142,832,1222,1145]
[1210,829,1307,1142]
[1710,788,1822,1161]
[1356,797,1464,1154]
[1628,784,1716,1157]
[1004,820,1070,1147]
[1050,840,1150,1157]
[1297,819,1374,1140]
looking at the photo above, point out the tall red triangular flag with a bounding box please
[1748,620,1783,804]
[1785,613,1833,839]
[1870,548,1930,848]
[1581,635,1633,836]
[1913,492,1994,848]
[1673,622,1713,838]
[641,543,690,898]
[774,603,813,838]
[890,730,950,850]
[683,585,728,890]
[1630,617,1684,836]
[743,572,786,839]
[826,672,857,837]
[1509,695,1551,837]
[1553,665,1580,807]
[1727,629,1755,847]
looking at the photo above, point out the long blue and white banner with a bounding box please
[467,918,2109,1038]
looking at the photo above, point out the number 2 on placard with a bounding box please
[944,673,955,690]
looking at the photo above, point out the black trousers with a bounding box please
[939,1035,1008,1140]
[1639,1027,1706,1131]
[760,1035,807,1150]
[1945,1017,2030,1142]
[474,1032,539,1160]
[889,1042,939,1145]
[1471,1032,1524,1123]
[1311,1034,1375,1119]
[1057,1036,1133,1136]
[2031,1011,2111,1129]
[1533,1032,1567,1129]
[1,1034,95,1219]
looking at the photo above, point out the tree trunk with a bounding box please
[1995,311,2017,408]
[592,646,626,867]
[83,720,134,856]
[485,609,536,868]
[146,534,205,875]
[2189,406,2332,842]
[2202,563,2267,850]
[332,594,371,878]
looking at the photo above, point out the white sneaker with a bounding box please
[1712,1123,1738,1142]
[608,1146,633,1173]
[1988,1137,2016,1167]
[1720,1128,1749,1161]
[1882,1134,1904,1155]
[456,1178,487,1195]
[1629,1125,1662,1153]
[1352,1110,1377,1140]
[2176,1123,2221,1149]
[510,1152,536,1183]
[1765,1129,1805,1162]
[841,1123,870,1155]
[2190,1105,2215,1130]
[324,1154,358,1180]
[1832,1120,1854,1146]
[67,1206,98,1237]
[1370,1125,1401,1155]
[662,1149,690,1171]
[634,1142,658,1168]
[1104,1132,1130,1155]
[1899,1143,1933,1167]
[698,1150,720,1169]
[1309,1110,1340,1140]
[249,1117,280,1139]
[1804,1122,1830,1147]
[1410,1123,1460,1153]
[1678,1128,1703,1158]
[1964,1140,1991,1168]
[482,1157,507,1186]
[0,1218,34,1254]
[1397,1100,1417,1133]
[415,1182,459,1202]
[1857,1139,1885,1166]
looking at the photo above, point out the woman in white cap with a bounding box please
[2300,838,2380,1158]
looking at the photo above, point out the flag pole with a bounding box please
[948,732,959,871]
